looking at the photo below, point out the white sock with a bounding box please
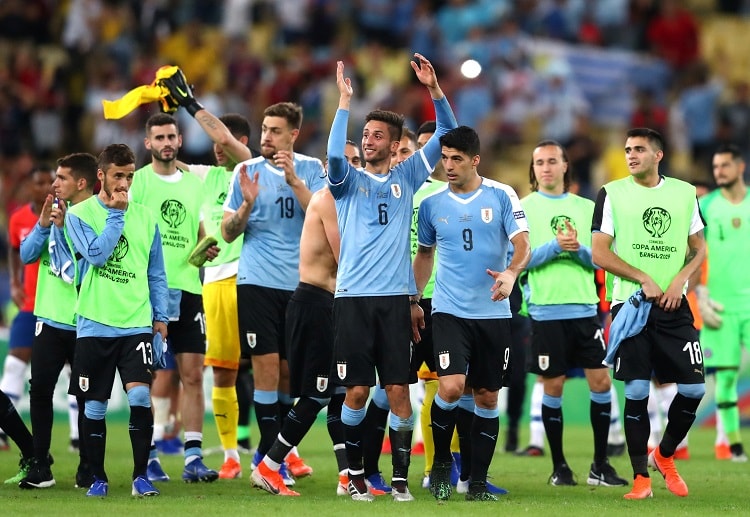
[0,355,27,403]
[152,396,170,441]
[716,408,728,446]
[68,394,79,440]
[529,381,545,448]
[608,384,625,444]
[224,448,240,462]
[647,384,661,446]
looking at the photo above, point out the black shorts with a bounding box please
[68,333,154,400]
[432,313,512,392]
[410,298,436,382]
[529,316,607,377]
[333,295,411,387]
[30,323,77,393]
[611,299,705,384]
[285,283,335,398]
[167,291,206,355]
[238,284,292,359]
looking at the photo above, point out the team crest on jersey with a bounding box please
[550,215,575,234]
[246,332,257,348]
[79,375,89,393]
[481,208,493,223]
[538,354,549,371]
[35,321,43,336]
[391,184,402,199]
[642,207,671,238]
[733,217,742,228]
[439,352,450,370]
[110,235,129,262]
[160,199,187,229]
[317,376,329,392]
[337,362,347,380]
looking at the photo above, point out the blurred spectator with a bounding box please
[717,81,750,163]
[534,59,590,144]
[646,0,700,74]
[676,61,724,174]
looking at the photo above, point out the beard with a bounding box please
[152,147,175,163]
[717,176,739,189]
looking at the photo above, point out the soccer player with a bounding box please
[697,143,749,462]
[359,126,418,495]
[1,166,54,439]
[221,102,326,486]
[130,113,219,483]
[522,140,627,488]
[414,126,529,502]
[17,153,98,490]
[326,55,456,502]
[251,182,347,496]
[161,70,258,479]
[65,144,169,497]
[591,127,706,499]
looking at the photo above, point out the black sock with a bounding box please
[430,402,457,464]
[84,416,107,482]
[254,400,280,456]
[389,427,412,481]
[327,393,348,472]
[590,400,611,464]
[236,368,253,449]
[29,383,54,462]
[327,392,345,444]
[660,393,701,457]
[456,407,473,480]
[343,419,365,473]
[470,413,499,483]
[542,404,566,468]
[362,402,389,476]
[278,399,293,423]
[267,398,323,464]
[0,390,33,458]
[77,396,89,466]
[129,406,153,479]
[624,397,649,476]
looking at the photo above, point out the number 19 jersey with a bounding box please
[224,154,326,290]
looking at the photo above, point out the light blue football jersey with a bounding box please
[418,177,528,318]
[330,155,432,296]
[224,154,326,290]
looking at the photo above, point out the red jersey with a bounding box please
[8,203,40,312]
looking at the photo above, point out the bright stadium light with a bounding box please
[460,59,482,79]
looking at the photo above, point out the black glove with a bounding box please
[159,92,179,114]
[160,68,203,117]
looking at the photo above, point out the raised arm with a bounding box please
[412,53,457,168]
[327,61,354,185]
[221,165,259,243]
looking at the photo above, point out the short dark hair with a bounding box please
[263,102,303,130]
[98,144,135,171]
[57,153,98,189]
[626,127,665,152]
[28,164,53,179]
[219,113,251,140]
[439,126,480,157]
[146,112,179,134]
[417,120,436,137]
[401,127,417,147]
[714,143,744,161]
[529,139,572,193]
[365,109,404,142]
